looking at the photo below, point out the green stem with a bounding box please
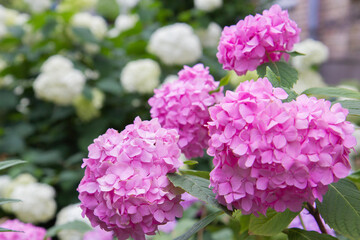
[298,214,307,230]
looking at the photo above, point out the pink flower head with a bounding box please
[180,192,199,210]
[83,227,114,240]
[78,117,184,240]
[157,220,177,233]
[208,78,356,215]
[216,4,301,75]
[289,206,335,236]
[148,63,224,159]
[0,219,50,240]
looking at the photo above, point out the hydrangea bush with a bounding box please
[1,1,360,240]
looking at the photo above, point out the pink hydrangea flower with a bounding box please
[289,206,335,236]
[217,4,301,76]
[83,227,114,240]
[0,219,50,240]
[158,220,177,233]
[208,78,356,215]
[180,192,199,210]
[148,64,223,159]
[78,117,184,240]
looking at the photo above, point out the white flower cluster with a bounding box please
[292,38,329,70]
[2,174,56,224]
[120,59,160,94]
[194,0,223,12]
[73,88,105,122]
[116,0,139,13]
[291,39,329,94]
[33,55,86,105]
[108,14,139,38]
[56,204,91,240]
[147,23,202,65]
[24,0,52,13]
[71,12,107,40]
[196,22,222,48]
[0,5,29,38]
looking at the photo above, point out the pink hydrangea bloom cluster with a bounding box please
[216,4,301,76]
[289,206,335,236]
[148,64,223,159]
[0,219,49,240]
[83,227,114,240]
[78,117,184,240]
[208,78,356,215]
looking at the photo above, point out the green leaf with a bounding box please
[219,73,231,87]
[0,198,21,205]
[282,88,298,102]
[249,208,299,236]
[7,26,25,38]
[167,173,230,215]
[96,78,122,95]
[265,66,280,87]
[283,228,338,240]
[348,170,360,183]
[287,51,305,57]
[316,178,360,240]
[257,61,298,89]
[232,209,251,234]
[209,72,230,94]
[180,169,210,179]
[333,100,360,116]
[0,227,23,232]
[183,160,198,166]
[174,211,223,240]
[45,220,92,238]
[302,87,360,100]
[0,90,17,110]
[0,160,26,171]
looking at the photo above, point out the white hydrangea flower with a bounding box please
[24,0,52,13]
[3,174,56,224]
[0,5,29,26]
[148,23,202,65]
[108,14,139,38]
[120,59,160,94]
[0,5,29,38]
[194,0,223,12]
[196,22,222,48]
[71,12,107,40]
[41,55,74,73]
[56,204,91,240]
[33,55,86,105]
[292,70,326,94]
[292,39,329,70]
[116,0,139,13]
